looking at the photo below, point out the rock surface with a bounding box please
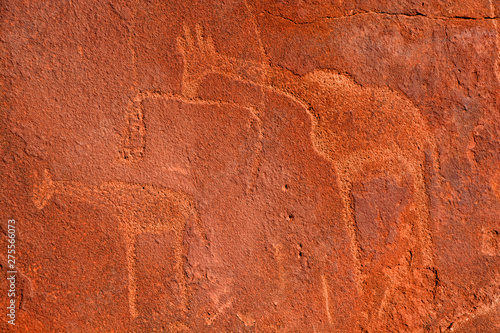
[0,0,499,332]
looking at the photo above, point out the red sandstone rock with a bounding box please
[0,0,499,332]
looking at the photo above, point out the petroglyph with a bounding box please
[321,274,333,326]
[482,229,500,256]
[176,24,268,195]
[367,255,439,331]
[177,24,266,98]
[7,0,499,329]
[32,169,56,210]
[204,298,233,326]
[247,107,264,193]
[237,312,256,327]
[175,23,437,328]
[32,169,198,319]
[492,168,500,199]
[175,25,436,257]
[120,96,146,162]
[490,0,496,17]
[273,68,437,329]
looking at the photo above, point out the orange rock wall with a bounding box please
[1,0,499,332]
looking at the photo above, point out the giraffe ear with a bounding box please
[32,169,56,210]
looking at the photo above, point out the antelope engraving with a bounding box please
[32,169,197,320]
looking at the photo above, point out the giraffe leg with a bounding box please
[124,233,139,319]
[335,167,363,292]
[173,230,188,314]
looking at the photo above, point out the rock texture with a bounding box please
[0,0,499,332]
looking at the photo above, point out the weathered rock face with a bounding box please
[0,0,499,332]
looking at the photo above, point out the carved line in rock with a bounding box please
[482,228,500,256]
[444,274,500,331]
[272,243,286,296]
[321,274,333,326]
[492,168,500,200]
[176,23,268,193]
[176,24,266,99]
[237,311,256,327]
[119,90,266,196]
[115,0,142,163]
[32,169,199,320]
[243,0,271,79]
[54,15,440,326]
[490,0,496,19]
[173,21,441,328]
[247,107,264,194]
[118,20,270,207]
[282,70,438,327]
[120,97,145,162]
[16,4,499,328]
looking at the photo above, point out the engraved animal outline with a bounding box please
[278,59,437,331]
[120,93,146,162]
[32,169,200,320]
[113,15,438,326]
[174,22,438,325]
[96,90,261,324]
